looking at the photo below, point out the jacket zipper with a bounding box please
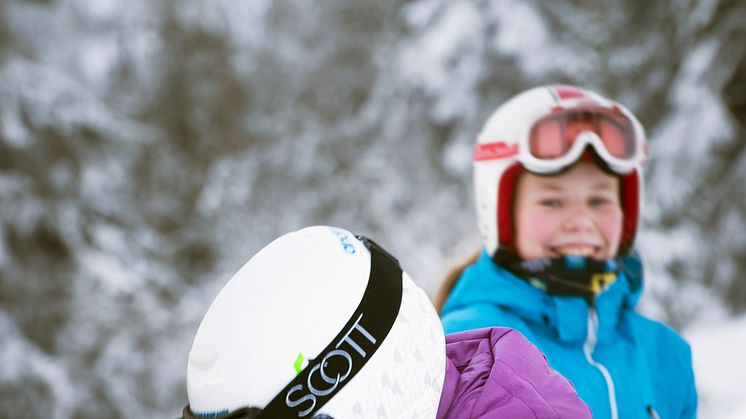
[583,307,618,419]
[647,406,661,418]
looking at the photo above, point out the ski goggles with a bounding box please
[475,105,645,175]
[523,106,644,174]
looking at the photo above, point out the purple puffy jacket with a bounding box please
[436,327,591,419]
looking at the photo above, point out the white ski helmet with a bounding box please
[473,84,646,257]
[184,226,446,419]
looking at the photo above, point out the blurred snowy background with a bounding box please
[0,0,744,417]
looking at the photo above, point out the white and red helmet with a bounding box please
[473,85,647,257]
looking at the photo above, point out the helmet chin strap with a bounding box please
[493,247,621,305]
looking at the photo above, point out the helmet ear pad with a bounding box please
[495,162,639,257]
[619,170,639,255]
[496,163,524,254]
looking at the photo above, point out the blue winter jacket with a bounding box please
[441,250,697,419]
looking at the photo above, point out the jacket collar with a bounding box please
[443,250,645,344]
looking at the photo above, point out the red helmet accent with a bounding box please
[620,171,639,253]
[496,164,523,253]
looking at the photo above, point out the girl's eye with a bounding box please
[589,197,610,207]
[540,199,561,208]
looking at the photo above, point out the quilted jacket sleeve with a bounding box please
[437,327,591,419]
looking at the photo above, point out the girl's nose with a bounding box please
[561,206,595,232]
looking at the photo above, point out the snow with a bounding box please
[490,1,558,78]
[0,311,76,419]
[687,315,746,418]
[398,0,485,123]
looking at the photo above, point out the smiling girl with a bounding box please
[435,85,697,418]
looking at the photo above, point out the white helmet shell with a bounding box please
[473,85,645,256]
[186,226,446,418]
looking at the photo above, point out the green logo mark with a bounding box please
[293,353,306,375]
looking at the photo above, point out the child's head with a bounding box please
[473,85,646,260]
[183,226,446,419]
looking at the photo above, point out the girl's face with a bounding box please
[513,161,623,261]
